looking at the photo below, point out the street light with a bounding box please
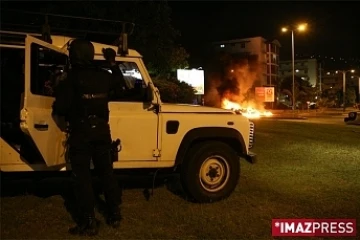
[336,69,355,111]
[281,23,308,111]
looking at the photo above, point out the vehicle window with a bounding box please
[30,43,68,97]
[94,60,148,102]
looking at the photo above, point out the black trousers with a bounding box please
[68,123,121,217]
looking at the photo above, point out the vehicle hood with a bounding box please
[160,103,234,114]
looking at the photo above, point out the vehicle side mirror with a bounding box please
[144,84,154,102]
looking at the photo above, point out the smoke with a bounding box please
[204,53,262,108]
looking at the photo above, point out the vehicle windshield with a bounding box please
[93,60,146,90]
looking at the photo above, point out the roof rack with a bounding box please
[0,8,135,56]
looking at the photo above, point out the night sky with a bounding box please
[168,1,360,64]
[1,1,359,67]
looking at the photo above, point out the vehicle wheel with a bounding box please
[180,141,240,203]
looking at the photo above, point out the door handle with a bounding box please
[34,123,49,131]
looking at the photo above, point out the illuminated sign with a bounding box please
[255,87,275,102]
[177,69,204,95]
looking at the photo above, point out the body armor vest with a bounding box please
[68,68,110,127]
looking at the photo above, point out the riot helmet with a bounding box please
[68,39,95,67]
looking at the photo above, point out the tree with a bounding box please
[152,76,196,103]
[169,46,190,72]
[346,87,357,106]
[319,88,340,107]
[127,1,189,76]
[280,75,316,108]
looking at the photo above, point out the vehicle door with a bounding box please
[22,35,68,167]
[94,56,160,162]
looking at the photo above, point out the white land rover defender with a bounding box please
[0,30,256,203]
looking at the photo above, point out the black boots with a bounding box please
[106,208,122,228]
[69,215,100,236]
[68,209,121,235]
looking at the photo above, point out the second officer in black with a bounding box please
[52,39,123,236]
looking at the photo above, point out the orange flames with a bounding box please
[204,53,273,119]
[221,98,273,119]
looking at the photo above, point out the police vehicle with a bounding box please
[0,14,256,203]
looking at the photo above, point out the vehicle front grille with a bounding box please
[249,121,255,149]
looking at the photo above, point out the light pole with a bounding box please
[336,69,355,112]
[281,23,307,111]
[350,74,360,105]
[319,61,322,99]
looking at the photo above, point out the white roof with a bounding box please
[51,35,142,58]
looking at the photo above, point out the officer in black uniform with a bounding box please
[102,47,147,102]
[102,48,128,100]
[52,39,122,236]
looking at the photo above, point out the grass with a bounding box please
[1,118,360,239]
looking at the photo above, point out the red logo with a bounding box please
[272,219,356,237]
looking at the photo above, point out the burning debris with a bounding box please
[222,99,273,119]
[204,53,273,119]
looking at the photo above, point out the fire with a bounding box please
[222,99,241,110]
[221,99,273,119]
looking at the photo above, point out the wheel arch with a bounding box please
[175,127,246,166]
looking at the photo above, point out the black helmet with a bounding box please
[68,39,95,67]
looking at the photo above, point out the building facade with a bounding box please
[321,71,342,91]
[322,71,360,103]
[279,59,318,87]
[211,36,281,87]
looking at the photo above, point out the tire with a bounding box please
[180,140,240,203]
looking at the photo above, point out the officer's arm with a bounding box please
[109,69,126,100]
[52,77,73,117]
[111,65,128,90]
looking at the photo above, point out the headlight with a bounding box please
[349,112,357,119]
